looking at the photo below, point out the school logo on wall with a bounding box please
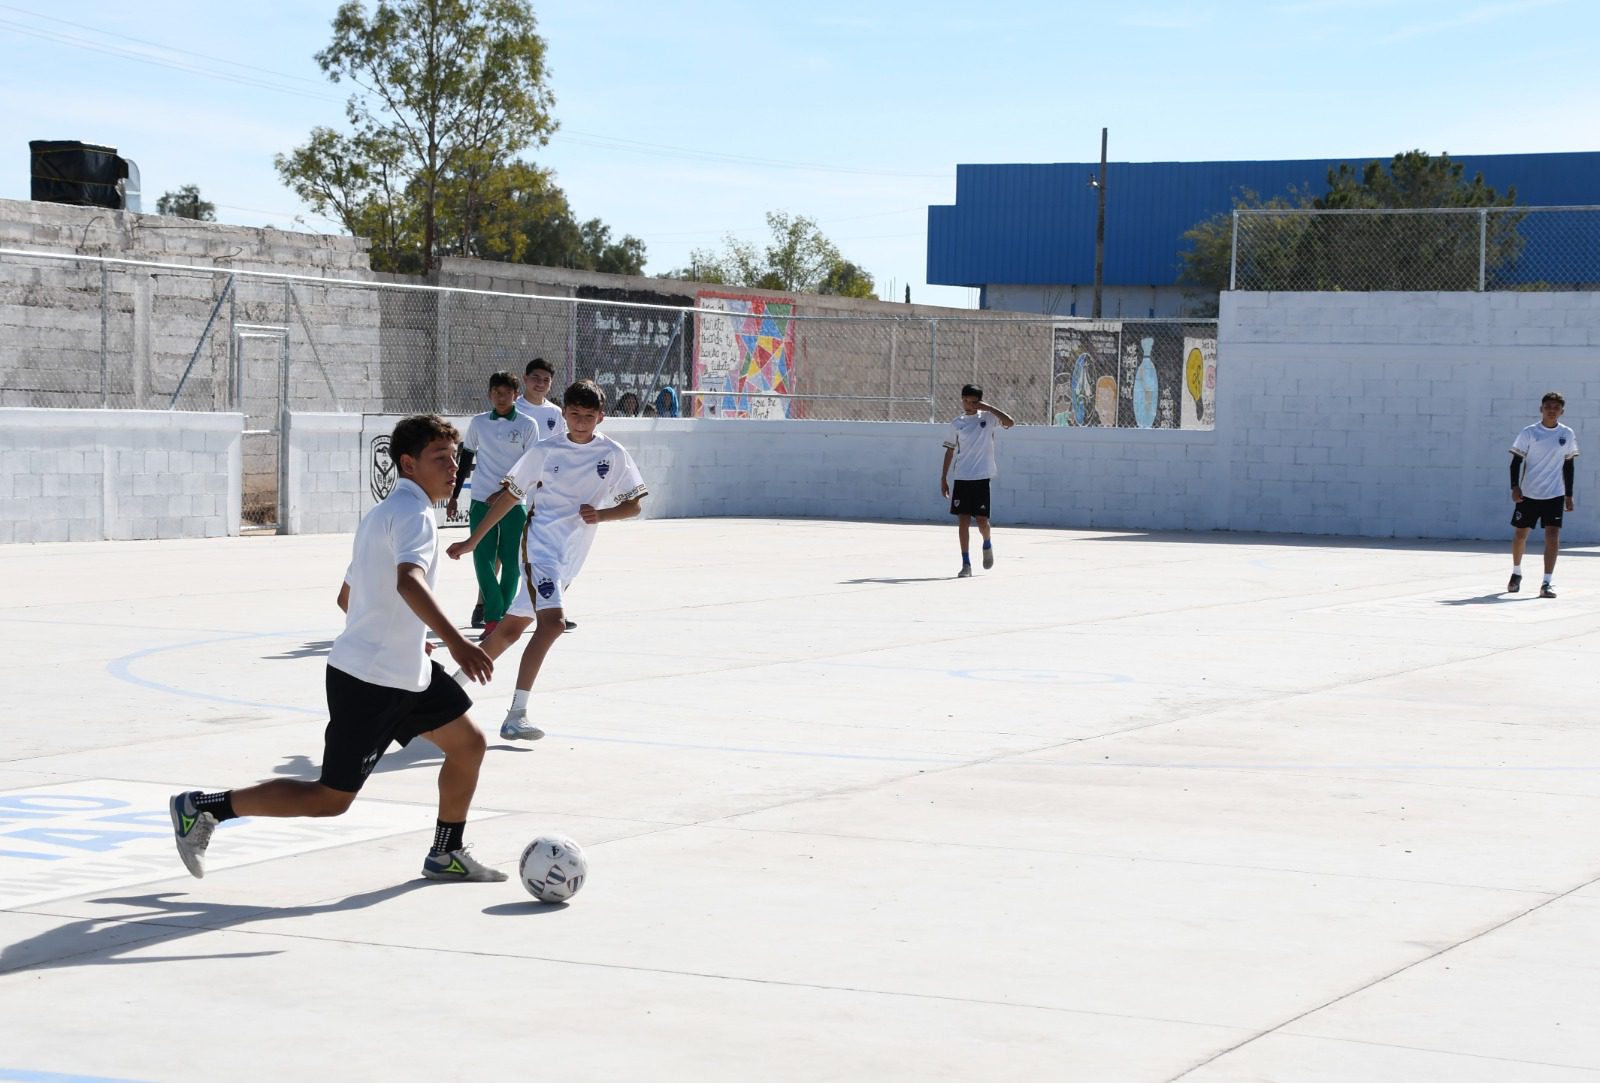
[370,435,396,501]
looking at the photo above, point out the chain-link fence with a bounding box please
[1230,205,1600,293]
[1,248,1216,523]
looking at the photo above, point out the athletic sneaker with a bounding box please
[500,709,545,741]
[471,602,485,629]
[169,791,217,879]
[982,546,994,570]
[1507,572,1522,593]
[957,565,973,578]
[1541,583,1557,599]
[422,845,507,882]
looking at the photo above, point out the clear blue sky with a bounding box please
[2,0,1595,308]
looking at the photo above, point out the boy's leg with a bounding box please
[169,781,355,879]
[501,609,566,740]
[495,503,528,623]
[1509,524,1530,591]
[470,501,505,627]
[956,515,973,576]
[418,713,505,881]
[977,516,994,568]
[1541,526,1561,597]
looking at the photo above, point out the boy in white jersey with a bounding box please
[169,416,505,883]
[516,357,567,442]
[448,380,648,739]
[940,383,1015,578]
[1508,391,1579,598]
[449,371,538,639]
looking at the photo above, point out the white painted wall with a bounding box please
[1218,291,1600,543]
[0,408,241,543]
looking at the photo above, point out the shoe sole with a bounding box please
[422,868,509,882]
[499,725,545,741]
[169,795,205,879]
[982,552,994,569]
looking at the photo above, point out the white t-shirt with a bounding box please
[1511,421,1579,500]
[944,410,1004,481]
[516,396,567,442]
[329,478,438,692]
[501,432,648,584]
[463,408,537,503]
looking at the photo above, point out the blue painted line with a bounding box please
[105,633,322,716]
[0,1070,156,1083]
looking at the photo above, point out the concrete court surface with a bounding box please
[2,517,1600,1082]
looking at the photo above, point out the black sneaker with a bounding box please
[1507,573,1522,593]
[471,602,485,629]
[564,619,577,632]
[1540,583,1557,599]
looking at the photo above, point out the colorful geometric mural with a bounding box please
[692,291,797,419]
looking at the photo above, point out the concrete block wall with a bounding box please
[282,413,365,535]
[1218,291,1600,542]
[0,408,241,543]
[0,198,378,414]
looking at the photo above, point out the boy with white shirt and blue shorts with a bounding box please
[940,383,1015,578]
[1508,391,1579,598]
[449,380,648,740]
[169,415,506,883]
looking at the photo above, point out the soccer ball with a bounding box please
[519,835,587,903]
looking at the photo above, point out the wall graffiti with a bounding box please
[692,291,797,419]
[1051,322,1215,430]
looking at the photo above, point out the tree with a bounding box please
[277,0,556,271]
[1179,152,1523,302]
[157,184,216,221]
[690,211,876,297]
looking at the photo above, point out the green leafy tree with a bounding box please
[690,211,874,296]
[277,0,556,271]
[1180,151,1523,302]
[156,184,216,221]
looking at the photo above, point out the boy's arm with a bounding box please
[581,495,645,525]
[979,401,1016,428]
[1565,457,1576,509]
[447,448,475,517]
[940,446,956,496]
[336,581,350,612]
[446,484,515,559]
[1510,452,1523,501]
[395,563,492,682]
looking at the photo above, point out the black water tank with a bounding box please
[30,140,129,209]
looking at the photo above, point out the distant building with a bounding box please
[926,152,1600,317]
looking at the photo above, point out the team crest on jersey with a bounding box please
[979,418,987,427]
[546,418,557,430]
[1560,437,1568,445]
[597,458,611,478]
[537,577,556,599]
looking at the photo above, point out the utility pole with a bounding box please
[1091,127,1107,319]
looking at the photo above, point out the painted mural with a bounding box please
[692,291,797,419]
[1052,322,1215,430]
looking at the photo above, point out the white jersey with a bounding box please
[516,396,567,442]
[1511,421,1579,500]
[329,478,438,692]
[502,431,648,584]
[463,408,537,503]
[944,410,1004,481]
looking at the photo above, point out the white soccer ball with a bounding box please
[519,835,587,903]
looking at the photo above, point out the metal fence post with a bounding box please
[99,262,109,407]
[1478,208,1488,291]
[928,318,938,423]
[887,320,897,421]
[1229,210,1239,291]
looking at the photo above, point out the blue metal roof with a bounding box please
[926,153,1600,287]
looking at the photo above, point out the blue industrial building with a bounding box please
[926,152,1600,317]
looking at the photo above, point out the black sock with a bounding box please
[194,791,237,822]
[432,820,465,855]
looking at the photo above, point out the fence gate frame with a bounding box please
[232,323,290,532]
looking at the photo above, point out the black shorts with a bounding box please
[1512,496,1565,530]
[950,478,992,518]
[319,661,472,793]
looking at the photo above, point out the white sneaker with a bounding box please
[500,709,545,741]
[169,791,217,879]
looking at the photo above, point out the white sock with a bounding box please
[1543,573,1553,585]
[510,689,530,713]
[1512,564,1522,575]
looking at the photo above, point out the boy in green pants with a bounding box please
[448,372,538,639]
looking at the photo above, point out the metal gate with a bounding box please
[233,324,288,531]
